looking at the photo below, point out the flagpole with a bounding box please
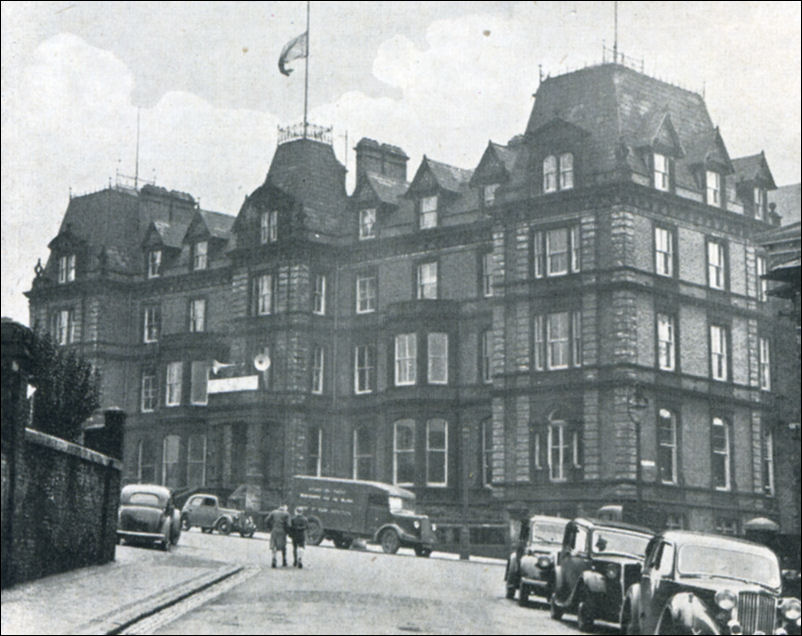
[303,0,310,139]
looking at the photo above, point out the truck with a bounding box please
[289,475,436,556]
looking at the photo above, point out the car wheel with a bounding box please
[380,529,400,554]
[414,546,431,558]
[517,579,530,607]
[216,518,232,535]
[240,529,255,538]
[576,598,595,632]
[181,516,190,531]
[306,518,324,545]
[161,535,171,552]
[549,593,564,620]
[334,536,353,550]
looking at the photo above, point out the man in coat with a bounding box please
[265,503,291,568]
[290,507,309,568]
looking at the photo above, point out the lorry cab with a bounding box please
[290,475,436,556]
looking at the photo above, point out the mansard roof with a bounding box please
[524,63,732,192]
[732,152,777,189]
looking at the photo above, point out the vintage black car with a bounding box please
[117,484,181,551]
[180,494,256,538]
[505,515,568,605]
[549,517,653,632]
[621,530,802,635]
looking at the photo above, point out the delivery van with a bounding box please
[289,475,436,556]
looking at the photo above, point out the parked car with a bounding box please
[290,475,436,556]
[549,517,653,632]
[180,494,256,538]
[117,483,181,551]
[505,515,568,605]
[621,530,802,635]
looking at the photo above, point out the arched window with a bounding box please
[543,155,557,193]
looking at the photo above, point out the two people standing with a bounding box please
[265,504,308,569]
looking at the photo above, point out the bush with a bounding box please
[29,331,100,442]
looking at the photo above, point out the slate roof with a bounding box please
[524,63,728,192]
[490,142,518,174]
[365,172,408,206]
[732,152,777,189]
[424,157,474,193]
[151,220,188,249]
[198,209,235,240]
[769,183,801,225]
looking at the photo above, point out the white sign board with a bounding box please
[207,375,259,394]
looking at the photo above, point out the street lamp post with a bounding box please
[627,383,649,520]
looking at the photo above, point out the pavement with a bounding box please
[0,543,240,635]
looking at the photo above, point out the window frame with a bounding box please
[759,336,771,391]
[354,343,375,395]
[52,308,75,345]
[419,194,438,230]
[359,207,377,240]
[559,152,574,190]
[532,225,581,278]
[481,251,494,297]
[147,249,162,279]
[705,170,722,207]
[481,418,493,488]
[192,240,208,271]
[711,416,732,491]
[186,434,207,487]
[356,273,377,314]
[165,361,183,407]
[58,253,76,284]
[352,427,373,480]
[190,360,209,406]
[394,333,417,386]
[654,225,675,278]
[143,304,161,343]
[653,152,670,192]
[189,297,206,333]
[311,345,325,394]
[753,186,766,221]
[260,210,279,244]
[480,329,492,384]
[427,332,449,385]
[312,273,326,315]
[482,183,500,206]
[657,408,678,485]
[763,427,775,496]
[547,419,569,482]
[393,419,416,486]
[756,255,768,302]
[416,261,439,300]
[252,272,274,316]
[426,419,448,487]
[543,155,557,193]
[141,368,157,413]
[709,323,729,382]
[161,435,181,488]
[546,311,570,370]
[656,312,676,372]
[307,427,322,476]
[706,239,727,291]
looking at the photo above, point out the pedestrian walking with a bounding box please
[265,503,291,568]
[290,507,309,568]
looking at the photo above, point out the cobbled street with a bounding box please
[132,530,607,635]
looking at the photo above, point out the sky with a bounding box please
[2,1,800,325]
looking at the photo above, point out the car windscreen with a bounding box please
[127,493,162,507]
[677,544,781,589]
[388,496,415,513]
[531,522,566,544]
[591,530,651,558]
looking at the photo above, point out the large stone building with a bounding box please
[27,62,795,546]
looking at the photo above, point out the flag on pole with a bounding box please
[278,31,308,76]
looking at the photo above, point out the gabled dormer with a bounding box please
[528,117,589,195]
[351,172,408,240]
[732,152,777,222]
[687,127,733,209]
[632,110,685,192]
[141,220,184,279]
[47,223,86,284]
[470,141,518,208]
[405,156,473,230]
[183,210,234,271]
[231,182,296,251]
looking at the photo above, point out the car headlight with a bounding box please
[604,563,620,580]
[537,555,553,569]
[715,589,737,612]
[413,520,420,529]
[781,598,802,622]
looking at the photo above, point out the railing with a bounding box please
[277,122,333,145]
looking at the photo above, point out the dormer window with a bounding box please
[147,250,162,279]
[419,195,438,229]
[706,170,721,207]
[260,210,278,244]
[559,153,574,190]
[543,154,574,193]
[543,155,557,193]
[654,153,670,191]
[359,208,376,240]
[754,186,766,221]
[192,241,208,271]
[58,254,76,284]
[482,183,500,206]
